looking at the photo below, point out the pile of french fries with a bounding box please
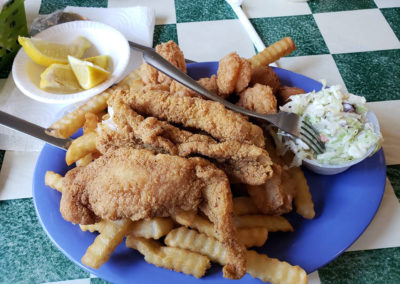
[44,37,314,284]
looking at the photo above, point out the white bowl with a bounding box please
[12,20,130,104]
[302,111,381,175]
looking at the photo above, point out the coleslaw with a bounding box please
[279,85,382,166]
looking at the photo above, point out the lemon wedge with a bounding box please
[40,64,82,93]
[18,36,92,67]
[68,56,110,89]
[85,55,110,70]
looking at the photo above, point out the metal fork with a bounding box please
[129,41,325,154]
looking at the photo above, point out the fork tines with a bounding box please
[299,120,325,155]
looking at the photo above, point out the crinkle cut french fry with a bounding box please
[80,217,175,240]
[80,220,107,233]
[117,68,142,89]
[165,227,228,265]
[81,219,132,269]
[234,215,293,232]
[46,89,112,139]
[75,153,94,167]
[248,37,296,68]
[173,210,219,240]
[247,250,308,284]
[129,217,175,239]
[165,227,307,284]
[65,132,97,166]
[233,197,259,215]
[237,227,268,248]
[174,210,268,247]
[126,236,210,278]
[83,112,99,134]
[290,167,315,219]
[44,171,64,192]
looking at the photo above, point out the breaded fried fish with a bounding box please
[60,147,246,279]
[113,87,265,147]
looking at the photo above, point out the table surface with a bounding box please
[1,1,400,284]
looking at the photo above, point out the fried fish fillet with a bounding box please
[170,75,220,98]
[140,40,187,86]
[60,147,246,279]
[247,164,295,215]
[113,86,265,147]
[96,98,273,185]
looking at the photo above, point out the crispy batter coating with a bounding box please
[276,86,305,106]
[235,58,252,93]
[217,52,251,97]
[114,87,265,147]
[237,84,277,114]
[250,66,281,93]
[170,80,200,98]
[60,147,246,279]
[169,75,219,98]
[198,75,219,95]
[96,98,273,185]
[140,41,186,86]
[247,164,295,215]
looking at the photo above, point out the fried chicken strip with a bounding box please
[96,98,273,185]
[60,147,246,279]
[114,87,265,147]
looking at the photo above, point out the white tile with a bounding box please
[0,81,70,151]
[0,151,40,200]
[243,0,311,18]
[44,278,90,284]
[347,179,400,251]
[374,0,400,8]
[277,54,347,91]
[308,271,322,284]
[314,9,400,54]
[107,0,176,25]
[24,0,41,29]
[177,20,256,62]
[366,100,400,165]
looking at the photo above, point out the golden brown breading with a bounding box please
[96,98,273,185]
[60,147,246,279]
[217,52,251,97]
[114,87,265,147]
[178,141,273,185]
[235,58,252,93]
[140,41,186,86]
[237,83,277,114]
[276,86,305,106]
[198,75,219,95]
[250,66,281,93]
[247,164,295,215]
[170,80,201,98]
[169,75,219,98]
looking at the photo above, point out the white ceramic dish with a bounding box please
[12,21,130,104]
[302,111,381,175]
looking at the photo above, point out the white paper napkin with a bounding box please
[0,6,155,151]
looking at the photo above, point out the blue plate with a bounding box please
[33,62,386,283]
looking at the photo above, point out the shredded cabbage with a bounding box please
[279,85,381,165]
